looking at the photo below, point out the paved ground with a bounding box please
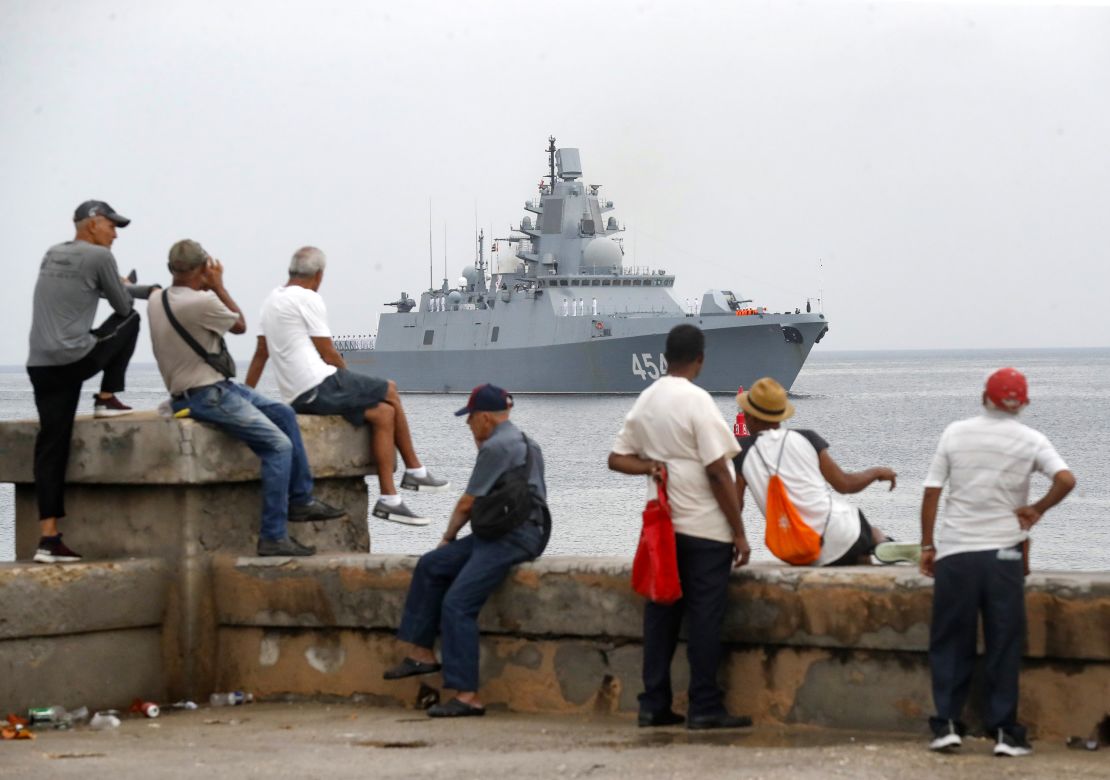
[1,703,1104,779]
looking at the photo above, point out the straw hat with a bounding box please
[736,377,795,422]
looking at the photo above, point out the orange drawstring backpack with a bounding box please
[753,432,822,565]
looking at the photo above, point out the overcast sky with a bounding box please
[2,0,1108,366]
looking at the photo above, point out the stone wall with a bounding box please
[210,555,1110,738]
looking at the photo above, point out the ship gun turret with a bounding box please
[385,292,416,313]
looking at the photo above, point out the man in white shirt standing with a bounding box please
[246,247,447,526]
[920,367,1075,757]
[608,324,752,730]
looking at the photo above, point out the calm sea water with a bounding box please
[2,348,1108,570]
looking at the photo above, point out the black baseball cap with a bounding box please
[73,200,130,227]
[454,384,514,416]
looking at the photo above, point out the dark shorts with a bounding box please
[291,368,389,426]
[825,510,875,567]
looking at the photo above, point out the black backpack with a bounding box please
[470,434,549,551]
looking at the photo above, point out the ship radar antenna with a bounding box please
[546,136,556,193]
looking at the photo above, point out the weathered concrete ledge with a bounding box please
[0,560,168,713]
[209,556,1110,738]
[0,413,381,700]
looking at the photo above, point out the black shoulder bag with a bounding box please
[470,434,548,544]
[160,290,237,379]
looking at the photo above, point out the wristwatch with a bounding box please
[921,544,935,552]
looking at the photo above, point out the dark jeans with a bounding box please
[640,533,734,718]
[929,546,1026,736]
[171,381,313,541]
[397,524,543,692]
[27,311,140,520]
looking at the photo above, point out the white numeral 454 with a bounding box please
[632,353,668,380]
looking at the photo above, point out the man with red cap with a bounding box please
[920,367,1075,757]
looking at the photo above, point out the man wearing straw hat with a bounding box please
[733,377,910,566]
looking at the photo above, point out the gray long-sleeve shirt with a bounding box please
[27,240,133,367]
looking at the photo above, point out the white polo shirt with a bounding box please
[924,409,1068,560]
[258,285,337,403]
[612,375,740,544]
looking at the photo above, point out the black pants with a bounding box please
[929,546,1026,736]
[640,533,734,718]
[27,311,140,520]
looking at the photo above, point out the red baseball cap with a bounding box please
[985,367,1028,410]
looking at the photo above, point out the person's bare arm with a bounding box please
[706,456,749,567]
[245,336,269,388]
[311,336,348,370]
[202,259,246,334]
[919,486,943,577]
[440,493,476,546]
[1015,470,1076,530]
[608,452,663,480]
[818,449,896,494]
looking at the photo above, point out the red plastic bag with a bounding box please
[632,469,682,604]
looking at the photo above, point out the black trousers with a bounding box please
[929,546,1026,736]
[27,311,140,520]
[640,533,734,718]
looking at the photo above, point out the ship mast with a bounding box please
[546,136,556,192]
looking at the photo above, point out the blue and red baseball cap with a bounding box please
[454,384,513,416]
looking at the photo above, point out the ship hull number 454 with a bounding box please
[631,353,669,380]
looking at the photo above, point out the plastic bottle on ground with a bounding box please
[209,691,254,707]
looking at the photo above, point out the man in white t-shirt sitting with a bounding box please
[609,324,753,731]
[920,368,1075,757]
[734,377,907,566]
[246,247,447,525]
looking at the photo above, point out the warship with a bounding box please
[342,138,828,393]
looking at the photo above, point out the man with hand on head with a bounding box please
[920,368,1075,757]
[147,239,344,557]
[245,246,447,526]
[608,324,752,731]
[382,385,549,718]
[27,201,141,563]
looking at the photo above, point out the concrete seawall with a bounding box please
[1,413,1107,738]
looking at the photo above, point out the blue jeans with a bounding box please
[397,524,543,692]
[171,381,313,541]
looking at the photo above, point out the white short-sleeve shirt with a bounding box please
[736,428,863,566]
[258,286,337,403]
[924,409,1069,560]
[611,375,740,544]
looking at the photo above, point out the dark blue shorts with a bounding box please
[291,368,389,426]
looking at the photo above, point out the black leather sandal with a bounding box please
[382,657,442,680]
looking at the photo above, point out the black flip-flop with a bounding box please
[382,657,442,680]
[427,697,486,718]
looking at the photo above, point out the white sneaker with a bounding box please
[372,498,429,526]
[993,729,1033,757]
[874,541,922,565]
[929,720,962,752]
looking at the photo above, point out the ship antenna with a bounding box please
[547,135,556,192]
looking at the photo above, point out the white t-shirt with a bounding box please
[258,285,337,403]
[611,375,740,544]
[737,428,862,566]
[924,410,1068,561]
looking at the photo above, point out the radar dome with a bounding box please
[447,290,462,307]
[461,266,479,285]
[457,276,469,288]
[583,237,623,267]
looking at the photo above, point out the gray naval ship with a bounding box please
[343,138,828,393]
